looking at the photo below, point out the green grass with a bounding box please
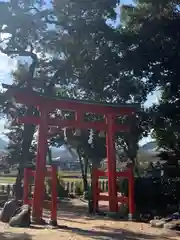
[0,175,84,184]
[0,171,108,184]
[0,176,80,184]
[0,177,16,184]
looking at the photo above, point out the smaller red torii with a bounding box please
[3,83,137,223]
[23,165,57,225]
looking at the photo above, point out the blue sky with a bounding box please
[0,0,158,145]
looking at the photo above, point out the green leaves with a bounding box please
[0,0,150,170]
[117,0,180,159]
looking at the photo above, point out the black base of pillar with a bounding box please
[49,219,58,227]
[31,217,47,225]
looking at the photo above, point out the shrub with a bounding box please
[56,174,69,198]
[83,183,92,200]
[45,174,68,198]
[117,178,128,196]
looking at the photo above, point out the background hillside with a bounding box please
[0,138,159,163]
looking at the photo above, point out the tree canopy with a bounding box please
[118,0,180,159]
[0,0,149,184]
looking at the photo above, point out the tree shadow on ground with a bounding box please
[58,225,171,240]
[44,210,127,225]
[55,198,136,221]
[57,198,110,214]
[0,232,32,240]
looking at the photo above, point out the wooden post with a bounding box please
[106,114,118,212]
[32,107,48,223]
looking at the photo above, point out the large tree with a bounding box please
[0,0,49,194]
[118,0,180,158]
[41,0,149,173]
[0,0,148,195]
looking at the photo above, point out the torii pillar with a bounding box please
[32,107,48,222]
[106,114,118,212]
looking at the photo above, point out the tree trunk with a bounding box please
[83,157,89,192]
[77,147,89,192]
[14,167,23,200]
[14,107,36,199]
[13,54,38,199]
[131,157,140,177]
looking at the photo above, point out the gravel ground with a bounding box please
[0,198,180,240]
[0,216,179,240]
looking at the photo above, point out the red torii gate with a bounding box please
[3,84,137,222]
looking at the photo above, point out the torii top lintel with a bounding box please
[2,84,139,116]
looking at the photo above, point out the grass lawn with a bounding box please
[0,171,107,184]
[0,177,16,184]
[0,176,80,184]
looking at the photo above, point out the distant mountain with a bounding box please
[137,141,161,166]
[139,141,158,153]
[0,136,160,163]
[139,141,159,154]
[50,146,78,162]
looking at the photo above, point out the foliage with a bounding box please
[118,0,180,160]
[0,0,150,191]
[5,122,36,167]
[150,95,180,159]
[45,175,68,198]
[75,181,84,196]
[2,64,38,171]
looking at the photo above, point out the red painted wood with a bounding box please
[94,168,134,214]
[117,196,128,204]
[23,165,57,223]
[27,199,32,205]
[116,170,130,178]
[14,92,135,115]
[96,170,108,177]
[76,110,82,122]
[3,85,136,216]
[32,108,48,222]
[106,114,118,212]
[27,170,35,177]
[18,116,130,132]
[23,168,29,205]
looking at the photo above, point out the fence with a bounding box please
[1,177,180,214]
[0,180,109,198]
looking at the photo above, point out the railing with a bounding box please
[0,180,109,198]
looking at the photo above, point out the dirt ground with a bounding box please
[1,198,180,240]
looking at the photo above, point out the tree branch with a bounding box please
[45,17,60,25]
